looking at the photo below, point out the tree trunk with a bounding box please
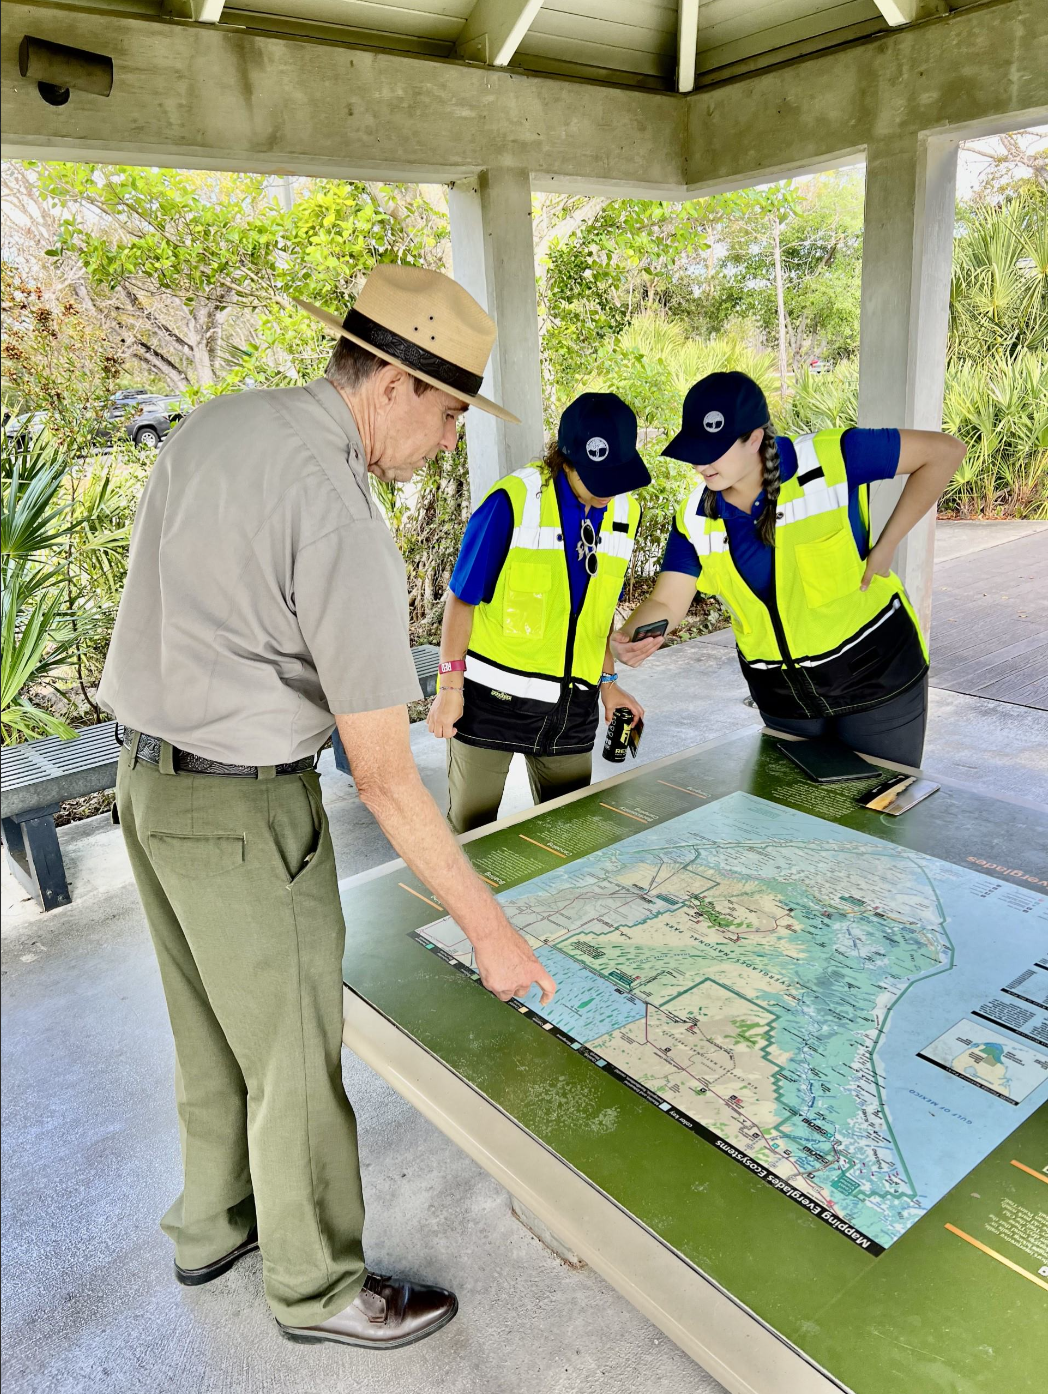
[188,302,215,386]
[770,214,789,395]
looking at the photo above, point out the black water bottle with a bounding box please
[603,706,634,763]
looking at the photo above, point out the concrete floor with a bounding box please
[2,651,760,1394]
[3,522,1048,1394]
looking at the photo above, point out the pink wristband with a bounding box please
[438,659,466,675]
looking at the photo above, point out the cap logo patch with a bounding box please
[586,436,609,462]
[703,411,725,434]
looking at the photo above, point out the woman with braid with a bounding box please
[613,372,965,766]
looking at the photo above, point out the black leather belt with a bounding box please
[118,727,316,778]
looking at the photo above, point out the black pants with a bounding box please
[759,676,929,769]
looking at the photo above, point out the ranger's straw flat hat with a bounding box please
[294,264,518,423]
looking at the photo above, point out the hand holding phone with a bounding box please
[631,619,669,643]
[611,618,667,669]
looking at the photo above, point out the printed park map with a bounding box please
[415,793,1048,1253]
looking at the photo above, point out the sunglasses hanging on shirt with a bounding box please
[577,518,599,577]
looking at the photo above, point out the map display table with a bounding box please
[339,730,1048,1394]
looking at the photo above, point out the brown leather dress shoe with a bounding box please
[277,1272,458,1350]
[174,1231,259,1287]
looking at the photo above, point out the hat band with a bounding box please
[341,309,484,398]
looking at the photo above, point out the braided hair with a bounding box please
[701,425,782,547]
[539,440,569,488]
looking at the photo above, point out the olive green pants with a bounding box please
[116,747,365,1326]
[445,737,592,835]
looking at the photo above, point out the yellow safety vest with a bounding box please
[459,467,640,753]
[675,430,928,719]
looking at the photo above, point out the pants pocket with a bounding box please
[273,775,329,888]
[148,832,246,879]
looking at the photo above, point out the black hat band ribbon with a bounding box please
[341,309,484,397]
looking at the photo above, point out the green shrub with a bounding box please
[777,362,858,433]
[1,429,147,741]
[942,352,1047,518]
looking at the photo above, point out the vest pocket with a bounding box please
[793,528,863,608]
[503,562,551,639]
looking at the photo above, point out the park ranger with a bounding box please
[97,264,556,1352]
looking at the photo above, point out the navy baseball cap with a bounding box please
[663,372,769,466]
[558,393,650,496]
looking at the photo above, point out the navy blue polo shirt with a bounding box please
[449,469,608,615]
[661,429,901,602]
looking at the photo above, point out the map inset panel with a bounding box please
[918,1019,1048,1103]
[415,793,1048,1253]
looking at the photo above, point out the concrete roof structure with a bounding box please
[2,1,1043,187]
[1,0,1046,615]
[0,0,1005,93]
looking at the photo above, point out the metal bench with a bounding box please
[1,721,119,911]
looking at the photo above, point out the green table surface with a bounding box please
[341,731,1048,1393]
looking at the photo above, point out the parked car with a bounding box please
[95,394,186,449]
[3,395,189,455]
[111,388,157,404]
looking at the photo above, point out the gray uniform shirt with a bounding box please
[97,379,422,764]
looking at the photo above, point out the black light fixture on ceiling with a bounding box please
[18,35,114,107]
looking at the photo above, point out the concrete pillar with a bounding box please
[857,134,959,636]
[448,168,546,504]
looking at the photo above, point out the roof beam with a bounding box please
[685,0,1046,194]
[0,0,681,192]
[871,1,944,25]
[161,0,226,20]
[677,0,699,93]
[455,0,544,66]
[1,0,1043,198]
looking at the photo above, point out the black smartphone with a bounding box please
[775,736,880,783]
[631,619,669,643]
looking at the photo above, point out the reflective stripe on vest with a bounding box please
[467,466,640,705]
[777,438,849,525]
[464,656,563,704]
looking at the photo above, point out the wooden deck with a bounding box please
[930,522,1047,710]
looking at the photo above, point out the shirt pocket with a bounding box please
[503,562,552,639]
[793,527,864,609]
[148,832,245,879]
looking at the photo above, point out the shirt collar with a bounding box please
[555,467,607,523]
[304,378,367,464]
[718,490,765,520]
